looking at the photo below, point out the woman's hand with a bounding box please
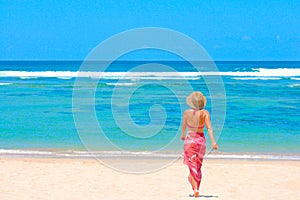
[181,134,186,141]
[212,143,218,150]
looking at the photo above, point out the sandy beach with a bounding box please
[0,158,299,200]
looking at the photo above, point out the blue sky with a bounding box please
[1,0,299,60]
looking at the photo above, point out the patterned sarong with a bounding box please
[183,131,206,190]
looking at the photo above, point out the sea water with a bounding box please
[0,61,299,160]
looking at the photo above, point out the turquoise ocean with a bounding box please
[0,61,299,160]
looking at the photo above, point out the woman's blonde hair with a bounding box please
[186,92,207,110]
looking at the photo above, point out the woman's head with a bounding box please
[186,92,206,110]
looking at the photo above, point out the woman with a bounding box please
[181,92,218,197]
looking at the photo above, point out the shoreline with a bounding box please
[1,148,300,161]
[2,156,300,164]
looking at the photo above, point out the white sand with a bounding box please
[0,158,299,200]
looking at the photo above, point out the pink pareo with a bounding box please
[183,131,206,190]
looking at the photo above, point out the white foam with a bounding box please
[206,153,300,160]
[288,84,300,88]
[57,76,73,80]
[106,83,137,86]
[232,77,282,80]
[232,77,260,80]
[0,71,200,80]
[20,76,38,79]
[0,149,299,160]
[0,83,12,86]
[291,77,300,80]
[0,68,299,79]
[259,77,282,80]
[0,149,53,155]
[251,68,300,76]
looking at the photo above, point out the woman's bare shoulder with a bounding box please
[184,109,192,115]
[201,109,210,115]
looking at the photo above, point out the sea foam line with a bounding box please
[0,68,300,79]
[0,83,13,86]
[288,84,300,88]
[106,82,137,86]
[232,77,282,80]
[0,149,299,161]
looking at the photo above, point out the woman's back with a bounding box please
[185,109,208,133]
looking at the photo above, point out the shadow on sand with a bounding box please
[189,194,219,198]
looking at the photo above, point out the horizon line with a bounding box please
[1,60,300,62]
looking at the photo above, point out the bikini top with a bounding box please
[186,109,205,129]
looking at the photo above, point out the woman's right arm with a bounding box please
[204,111,218,150]
[181,111,187,140]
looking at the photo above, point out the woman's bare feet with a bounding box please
[194,189,199,197]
